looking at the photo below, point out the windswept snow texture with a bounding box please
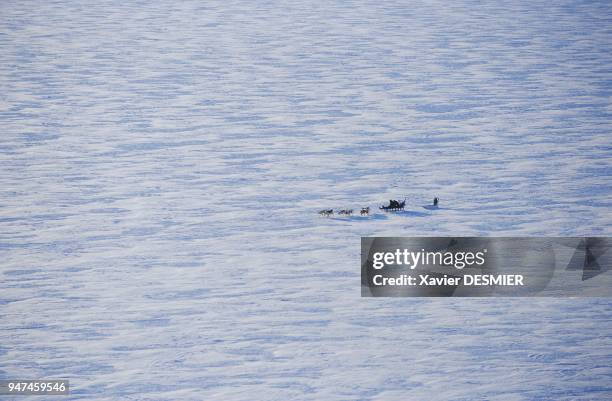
[2,0,612,400]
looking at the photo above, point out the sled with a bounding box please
[380,199,405,211]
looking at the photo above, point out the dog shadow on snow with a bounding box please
[331,209,432,221]
[330,213,388,222]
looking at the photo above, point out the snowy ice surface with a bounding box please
[1,0,612,400]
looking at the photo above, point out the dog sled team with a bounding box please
[318,198,438,217]
[317,207,369,217]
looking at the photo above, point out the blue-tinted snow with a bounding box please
[1,0,612,400]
